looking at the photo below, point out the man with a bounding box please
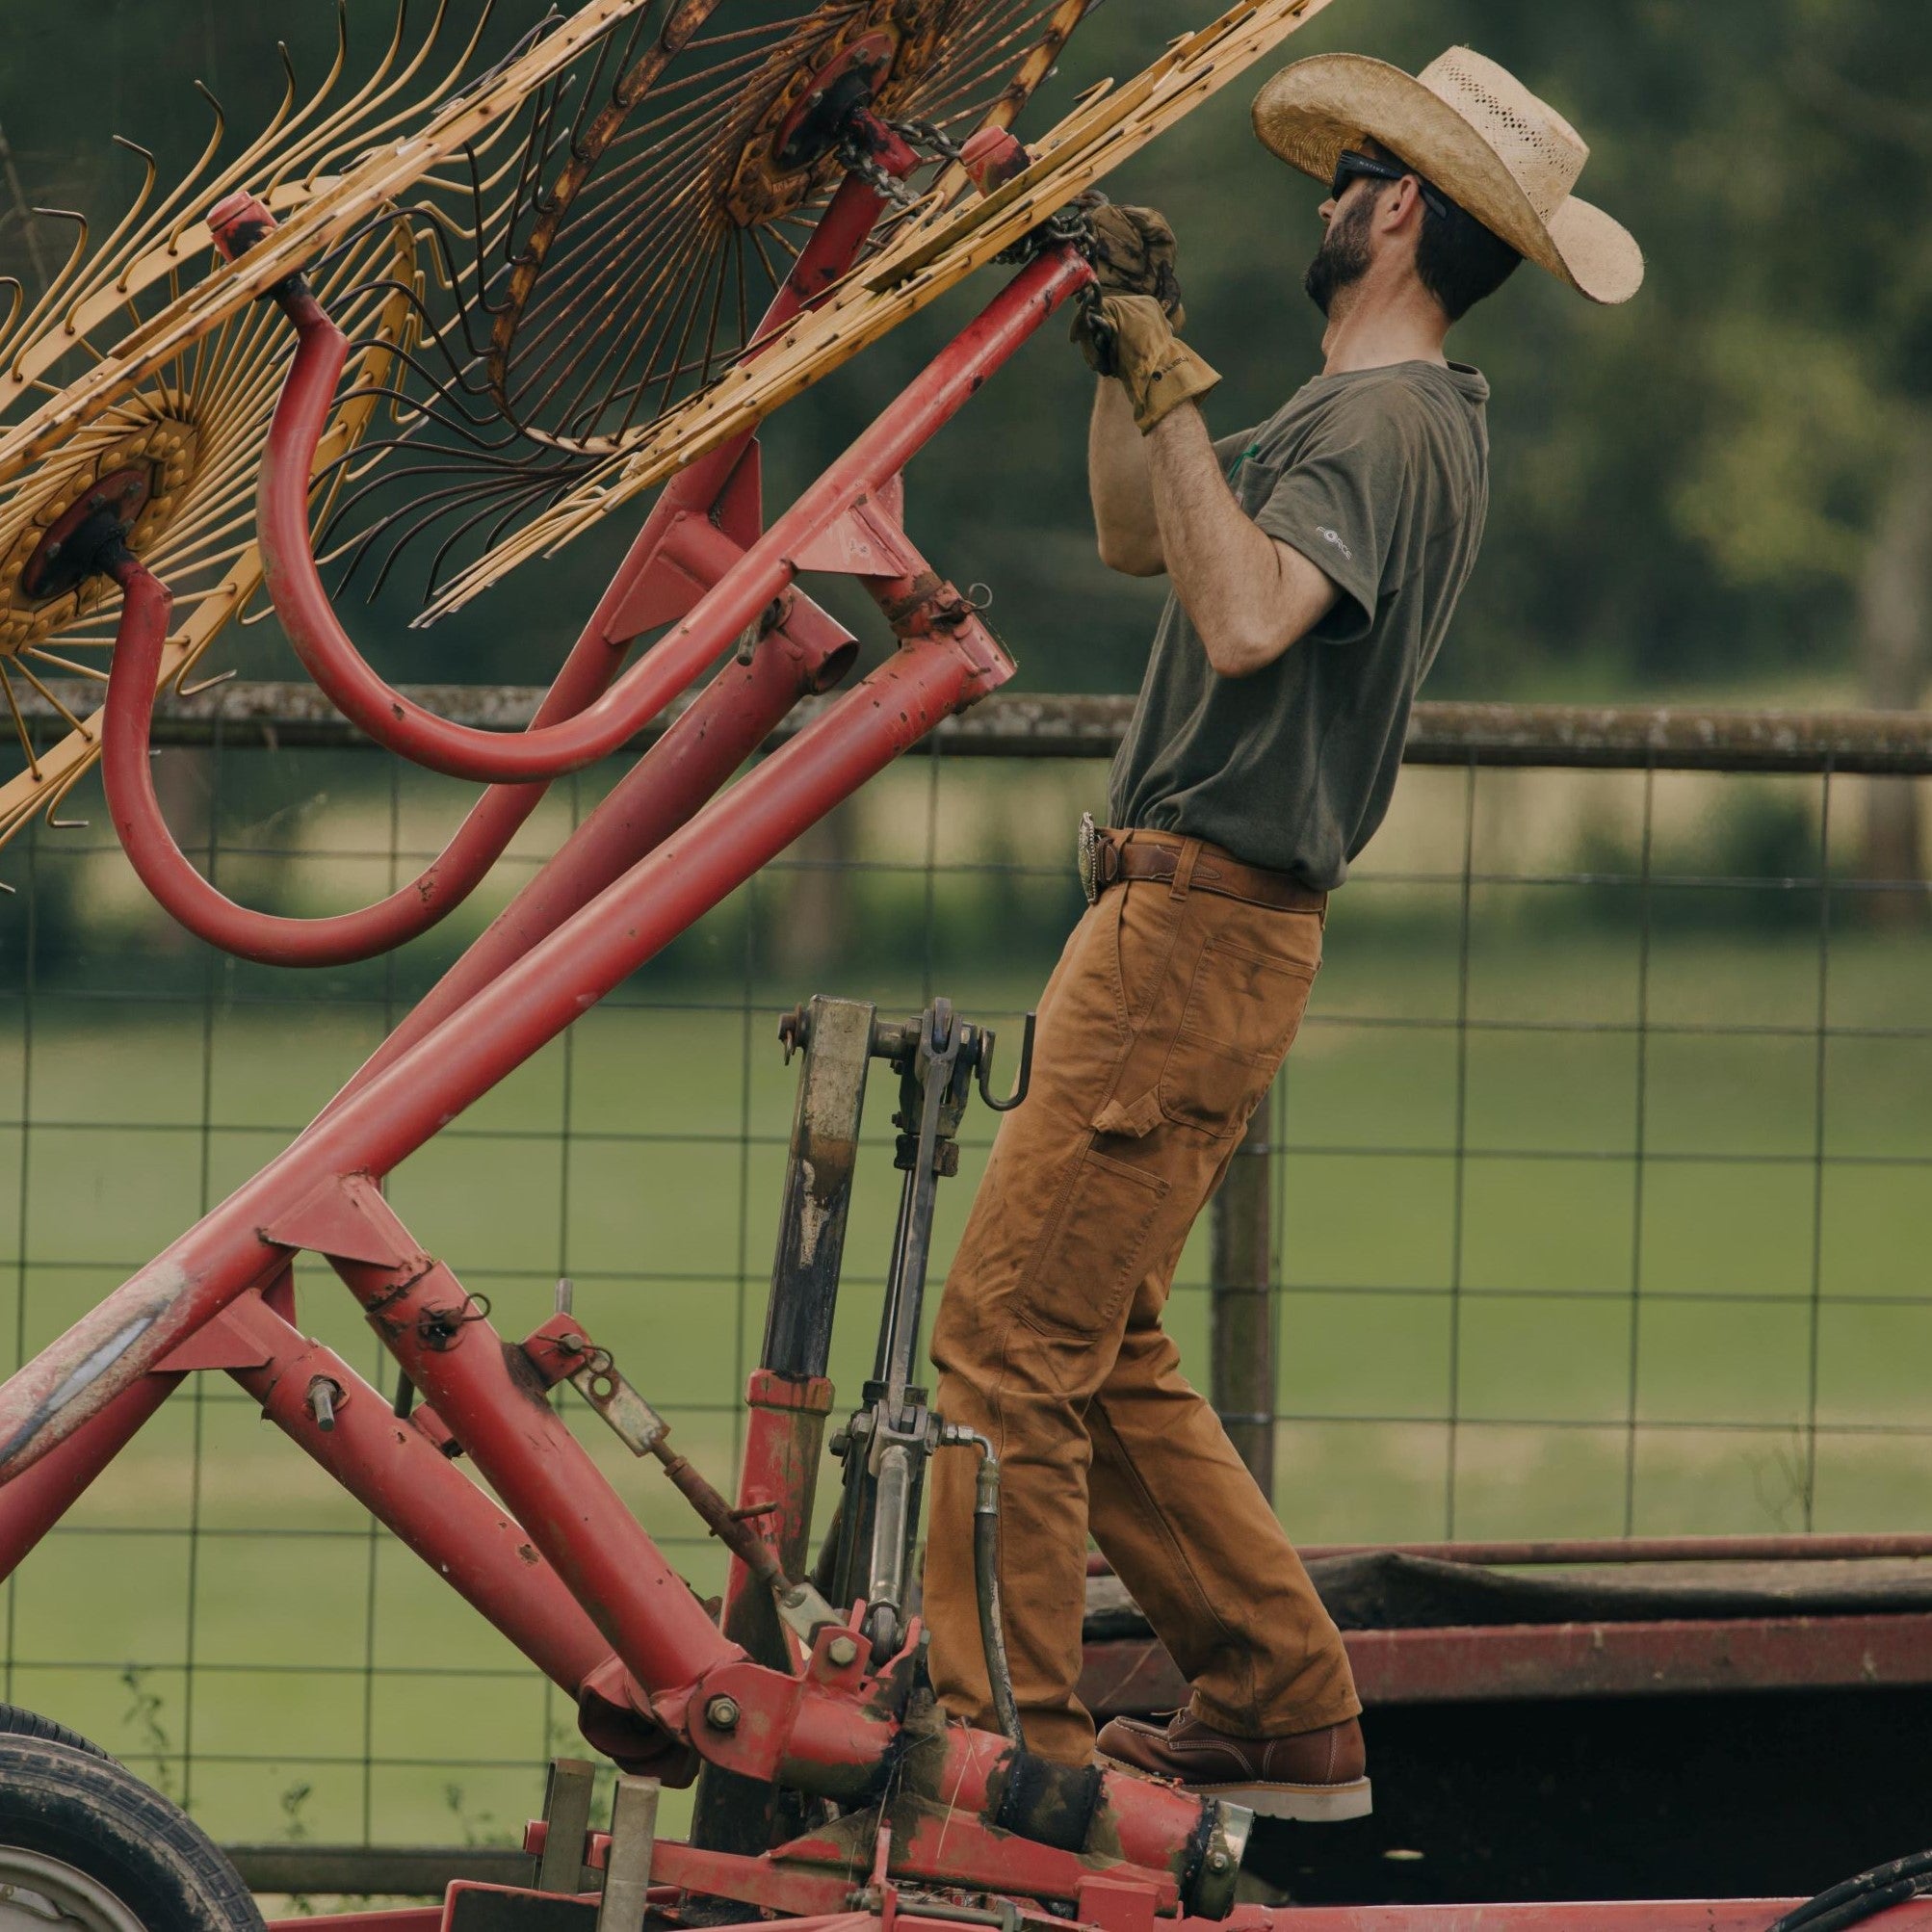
[923,47,1642,1818]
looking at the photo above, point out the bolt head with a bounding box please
[1207,1851,1230,1872]
[825,1633,859,1668]
[704,1695,741,1732]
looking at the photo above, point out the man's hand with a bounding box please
[1072,201,1188,377]
[1083,201,1186,319]
[1084,294,1221,434]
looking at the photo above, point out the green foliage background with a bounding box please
[2,0,1926,703]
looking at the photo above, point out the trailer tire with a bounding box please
[0,1735,262,1932]
[0,1702,112,1760]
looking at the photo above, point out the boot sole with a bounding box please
[1192,1775,1372,1823]
[1098,1755,1372,1823]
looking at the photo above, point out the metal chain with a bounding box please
[839,137,925,209]
[888,117,970,164]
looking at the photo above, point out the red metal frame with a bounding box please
[0,134,1871,1932]
[266,1905,1932,1932]
[0,159,1273,1928]
[268,1904,1932,1932]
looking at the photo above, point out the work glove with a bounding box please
[1078,293,1221,435]
[1080,199,1187,322]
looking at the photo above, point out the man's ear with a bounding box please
[1381,176,1426,234]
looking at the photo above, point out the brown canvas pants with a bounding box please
[925,834,1360,1766]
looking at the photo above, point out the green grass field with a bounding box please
[2,757,1928,1852]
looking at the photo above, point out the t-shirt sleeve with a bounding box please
[1213,424,1260,474]
[1249,391,1423,643]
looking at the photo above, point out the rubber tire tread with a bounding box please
[0,1701,112,1759]
[0,1736,264,1932]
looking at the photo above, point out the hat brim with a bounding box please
[1252,53,1644,306]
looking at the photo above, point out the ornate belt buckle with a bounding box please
[1078,811,1100,906]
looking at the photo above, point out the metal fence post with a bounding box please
[1210,1087,1275,1501]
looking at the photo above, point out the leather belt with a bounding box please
[1078,815,1326,915]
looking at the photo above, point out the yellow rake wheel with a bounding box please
[0,0,699,865]
[0,0,669,499]
[424,0,1345,621]
[482,0,1093,453]
[0,213,416,861]
[315,0,1093,612]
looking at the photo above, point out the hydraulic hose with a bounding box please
[951,1425,1023,1744]
[98,551,589,966]
[1765,1852,1932,1932]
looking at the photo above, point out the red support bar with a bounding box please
[256,248,1088,783]
[307,1176,741,1705]
[320,610,852,1116]
[751,170,892,336]
[716,1370,837,1671]
[221,1292,626,1704]
[268,1915,444,1932]
[0,1371,179,1576]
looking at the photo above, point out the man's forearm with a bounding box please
[1089,379,1164,576]
[1147,403,1340,676]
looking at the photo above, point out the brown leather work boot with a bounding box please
[1095,1710,1371,1821]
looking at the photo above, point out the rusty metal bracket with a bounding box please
[569,1352,670,1457]
[596,1775,660,1932]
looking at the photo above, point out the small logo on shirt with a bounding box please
[1317,527,1353,561]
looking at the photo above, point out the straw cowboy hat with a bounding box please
[1253,45,1643,305]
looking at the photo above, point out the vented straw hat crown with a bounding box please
[1252,44,1643,305]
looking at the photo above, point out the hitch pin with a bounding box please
[306,1376,341,1433]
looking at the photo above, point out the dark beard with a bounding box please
[1303,193,1374,318]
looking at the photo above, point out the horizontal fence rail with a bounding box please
[19,681,1932,770]
[4,685,1930,1889]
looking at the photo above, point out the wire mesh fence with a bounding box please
[2,686,1929,1859]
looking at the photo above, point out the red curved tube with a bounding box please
[260,298,784,784]
[100,554,541,966]
[321,617,855,1114]
[259,249,1090,783]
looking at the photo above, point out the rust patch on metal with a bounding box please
[0,1262,188,1477]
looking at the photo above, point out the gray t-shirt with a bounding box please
[1107,359,1490,889]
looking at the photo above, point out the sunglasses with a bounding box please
[1329,148,1450,221]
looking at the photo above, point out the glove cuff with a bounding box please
[1131,342,1221,433]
